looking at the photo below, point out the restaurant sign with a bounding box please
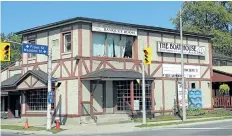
[157,41,205,56]
[92,23,137,36]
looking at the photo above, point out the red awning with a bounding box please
[212,70,232,82]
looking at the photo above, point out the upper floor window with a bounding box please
[213,59,219,66]
[28,40,36,58]
[63,33,71,52]
[92,32,134,58]
[221,60,227,66]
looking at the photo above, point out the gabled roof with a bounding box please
[1,70,56,89]
[212,69,232,82]
[15,17,212,39]
[81,68,155,81]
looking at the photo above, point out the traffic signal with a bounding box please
[143,47,152,65]
[0,42,11,62]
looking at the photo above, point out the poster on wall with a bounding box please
[163,64,201,78]
[177,82,188,107]
[134,100,140,111]
[188,89,203,108]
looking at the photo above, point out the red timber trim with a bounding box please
[209,42,213,109]
[90,28,93,72]
[78,24,83,116]
[147,32,150,75]
[130,81,134,111]
[155,77,210,81]
[65,80,68,114]
[134,38,139,71]
[162,79,165,112]
[151,81,155,112]
[151,64,162,77]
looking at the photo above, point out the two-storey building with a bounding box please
[1,17,213,125]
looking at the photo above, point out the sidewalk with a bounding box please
[1,116,232,135]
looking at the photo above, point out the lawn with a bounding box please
[134,108,232,123]
[1,125,65,134]
[136,116,232,128]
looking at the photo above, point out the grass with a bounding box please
[1,125,45,131]
[1,125,65,134]
[136,116,232,128]
[135,109,232,123]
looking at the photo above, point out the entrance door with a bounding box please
[91,83,105,114]
[9,94,21,118]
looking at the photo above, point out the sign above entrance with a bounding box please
[157,41,205,56]
[92,23,137,36]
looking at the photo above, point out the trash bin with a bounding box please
[15,110,19,118]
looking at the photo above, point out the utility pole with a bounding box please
[46,48,52,130]
[180,7,186,121]
[142,61,146,124]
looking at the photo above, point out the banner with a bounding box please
[188,88,203,108]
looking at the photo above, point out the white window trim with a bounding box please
[63,33,71,53]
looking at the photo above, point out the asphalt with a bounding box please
[1,119,232,136]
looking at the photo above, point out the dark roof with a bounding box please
[16,17,212,39]
[213,69,232,77]
[1,70,56,89]
[212,52,232,61]
[1,74,21,88]
[81,68,155,81]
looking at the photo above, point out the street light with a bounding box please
[180,7,187,121]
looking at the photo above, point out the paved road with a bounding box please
[2,119,232,136]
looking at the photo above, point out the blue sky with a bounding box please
[1,1,183,34]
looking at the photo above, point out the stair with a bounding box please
[95,114,133,125]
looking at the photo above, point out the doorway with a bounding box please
[90,81,106,115]
[8,92,21,118]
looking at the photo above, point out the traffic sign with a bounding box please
[51,78,57,83]
[21,43,48,55]
[48,91,53,97]
[48,97,54,104]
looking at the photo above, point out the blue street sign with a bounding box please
[51,78,57,83]
[48,91,53,97]
[48,97,54,104]
[21,43,48,55]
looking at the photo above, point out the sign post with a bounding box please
[21,43,53,130]
[180,8,187,121]
[47,48,52,130]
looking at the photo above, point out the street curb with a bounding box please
[1,129,53,135]
[137,118,232,130]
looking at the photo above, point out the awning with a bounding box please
[1,70,56,91]
[212,69,232,82]
[81,68,155,81]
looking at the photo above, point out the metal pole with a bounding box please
[142,59,146,124]
[180,8,186,121]
[46,48,52,130]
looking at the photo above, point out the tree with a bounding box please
[0,33,22,70]
[170,1,232,56]
[219,83,230,96]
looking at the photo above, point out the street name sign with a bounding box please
[21,43,48,55]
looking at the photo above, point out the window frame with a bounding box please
[92,32,135,58]
[26,89,54,111]
[63,32,72,53]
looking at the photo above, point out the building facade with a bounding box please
[1,17,213,124]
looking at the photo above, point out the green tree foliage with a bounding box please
[1,33,22,70]
[171,1,232,56]
[219,83,230,95]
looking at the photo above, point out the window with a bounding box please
[114,81,152,111]
[191,83,196,89]
[28,40,36,58]
[52,39,59,47]
[27,89,54,111]
[63,33,71,52]
[92,32,134,58]
[221,60,227,66]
